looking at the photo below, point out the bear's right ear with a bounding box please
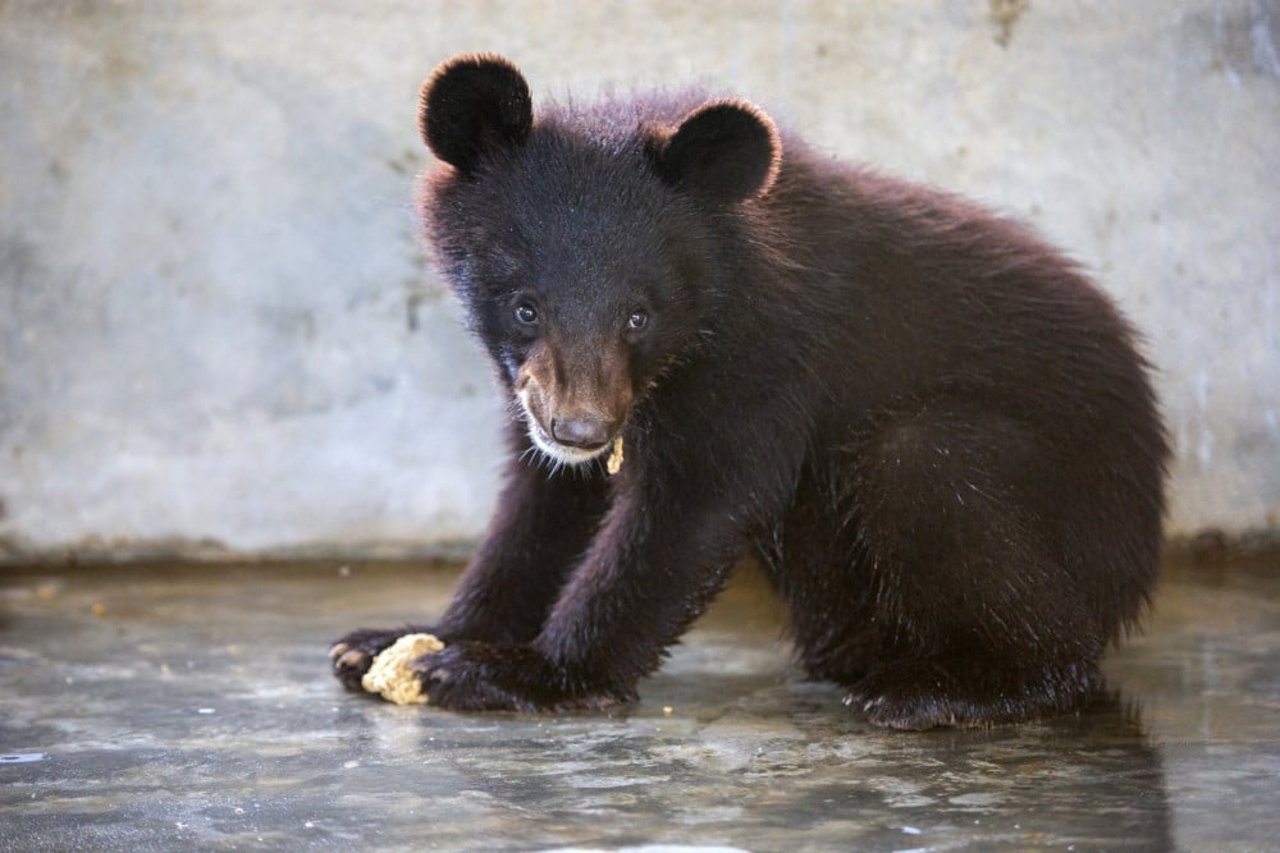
[418,54,533,175]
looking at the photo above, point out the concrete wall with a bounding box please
[1,0,1277,562]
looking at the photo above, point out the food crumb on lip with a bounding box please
[606,435,624,474]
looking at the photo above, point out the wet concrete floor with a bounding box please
[1,555,1278,851]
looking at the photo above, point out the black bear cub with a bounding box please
[330,54,1168,729]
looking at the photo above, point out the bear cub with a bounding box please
[330,54,1168,729]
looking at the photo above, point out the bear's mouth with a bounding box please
[524,415,614,467]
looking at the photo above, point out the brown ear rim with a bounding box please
[703,98,783,199]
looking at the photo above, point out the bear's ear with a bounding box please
[651,100,782,204]
[418,54,533,174]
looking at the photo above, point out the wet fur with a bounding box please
[331,55,1168,728]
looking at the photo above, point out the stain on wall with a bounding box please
[1192,0,1280,80]
[990,0,1031,48]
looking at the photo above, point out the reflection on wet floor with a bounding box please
[1,556,1277,850]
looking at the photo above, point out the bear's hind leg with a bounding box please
[755,464,885,686]
[845,654,1103,730]
[826,400,1132,728]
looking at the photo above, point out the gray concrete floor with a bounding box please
[1,556,1277,851]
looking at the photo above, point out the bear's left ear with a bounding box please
[418,53,533,175]
[650,100,782,204]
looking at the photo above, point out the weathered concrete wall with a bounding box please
[1,0,1277,561]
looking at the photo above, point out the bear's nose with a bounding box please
[550,417,613,450]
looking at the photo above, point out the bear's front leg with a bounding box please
[410,466,763,712]
[330,423,609,692]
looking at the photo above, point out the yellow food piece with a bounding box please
[606,435,624,475]
[361,633,445,705]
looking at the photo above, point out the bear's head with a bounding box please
[418,54,782,467]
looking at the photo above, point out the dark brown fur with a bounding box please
[330,55,1169,729]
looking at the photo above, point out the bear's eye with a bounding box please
[514,303,539,325]
[627,310,649,331]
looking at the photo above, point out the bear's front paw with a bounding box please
[410,642,629,713]
[328,625,439,693]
